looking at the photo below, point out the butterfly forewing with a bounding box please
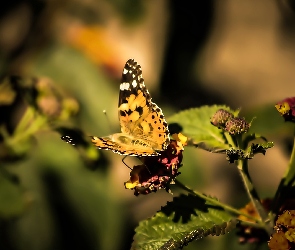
[92,59,170,156]
[118,59,151,133]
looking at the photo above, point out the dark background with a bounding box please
[1,1,294,249]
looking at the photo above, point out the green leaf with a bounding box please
[168,105,238,151]
[131,194,237,250]
[225,141,274,163]
[242,133,268,149]
[246,142,274,157]
[0,170,25,218]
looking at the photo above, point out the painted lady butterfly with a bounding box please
[91,59,170,156]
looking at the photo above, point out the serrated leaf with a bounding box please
[168,106,238,151]
[245,142,274,158]
[225,141,274,163]
[131,194,237,250]
[242,133,268,149]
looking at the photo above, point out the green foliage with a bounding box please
[246,142,274,158]
[0,170,25,218]
[272,134,295,215]
[132,194,237,250]
[225,142,274,163]
[168,105,238,151]
[0,51,293,250]
[242,133,268,149]
[0,59,120,249]
[132,104,277,249]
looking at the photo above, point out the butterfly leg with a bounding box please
[144,163,152,174]
[122,156,132,170]
[122,156,152,175]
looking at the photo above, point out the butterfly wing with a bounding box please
[118,59,169,151]
[91,135,159,156]
[91,59,170,156]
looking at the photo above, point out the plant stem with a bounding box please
[174,179,265,226]
[224,133,236,148]
[272,126,295,214]
[237,159,273,235]
[286,128,295,185]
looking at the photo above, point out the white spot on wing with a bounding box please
[132,80,137,87]
[123,68,128,74]
[120,82,130,90]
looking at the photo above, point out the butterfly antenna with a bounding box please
[103,110,116,134]
[122,156,132,170]
[144,165,151,174]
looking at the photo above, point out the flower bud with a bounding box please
[226,149,244,163]
[225,117,250,135]
[211,109,234,128]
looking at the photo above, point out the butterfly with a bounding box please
[91,59,170,156]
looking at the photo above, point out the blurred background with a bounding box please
[1,0,295,249]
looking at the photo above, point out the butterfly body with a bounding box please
[91,59,169,156]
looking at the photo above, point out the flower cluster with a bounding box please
[0,76,79,160]
[237,199,271,244]
[269,210,295,250]
[211,109,234,128]
[35,78,79,120]
[124,133,187,196]
[275,97,295,122]
[211,109,250,135]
